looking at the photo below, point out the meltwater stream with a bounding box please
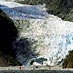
[0,1,73,66]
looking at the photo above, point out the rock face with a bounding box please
[0,9,21,66]
[0,9,18,56]
[0,52,21,66]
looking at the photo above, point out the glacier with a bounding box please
[0,1,48,19]
[0,1,73,66]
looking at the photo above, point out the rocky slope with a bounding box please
[0,8,17,55]
[0,9,21,66]
[0,52,21,66]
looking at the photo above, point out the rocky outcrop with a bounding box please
[0,9,21,66]
[0,52,21,66]
[0,9,18,56]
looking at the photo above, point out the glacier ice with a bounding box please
[13,18,73,66]
[0,1,48,19]
[1,1,73,66]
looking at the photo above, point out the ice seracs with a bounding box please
[15,16,73,66]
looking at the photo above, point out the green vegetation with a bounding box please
[63,50,73,68]
[16,0,73,22]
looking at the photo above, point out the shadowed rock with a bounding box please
[0,9,18,56]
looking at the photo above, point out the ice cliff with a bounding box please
[0,1,73,66]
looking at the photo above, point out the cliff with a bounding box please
[0,9,21,66]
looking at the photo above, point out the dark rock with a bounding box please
[0,9,18,56]
[0,52,21,66]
